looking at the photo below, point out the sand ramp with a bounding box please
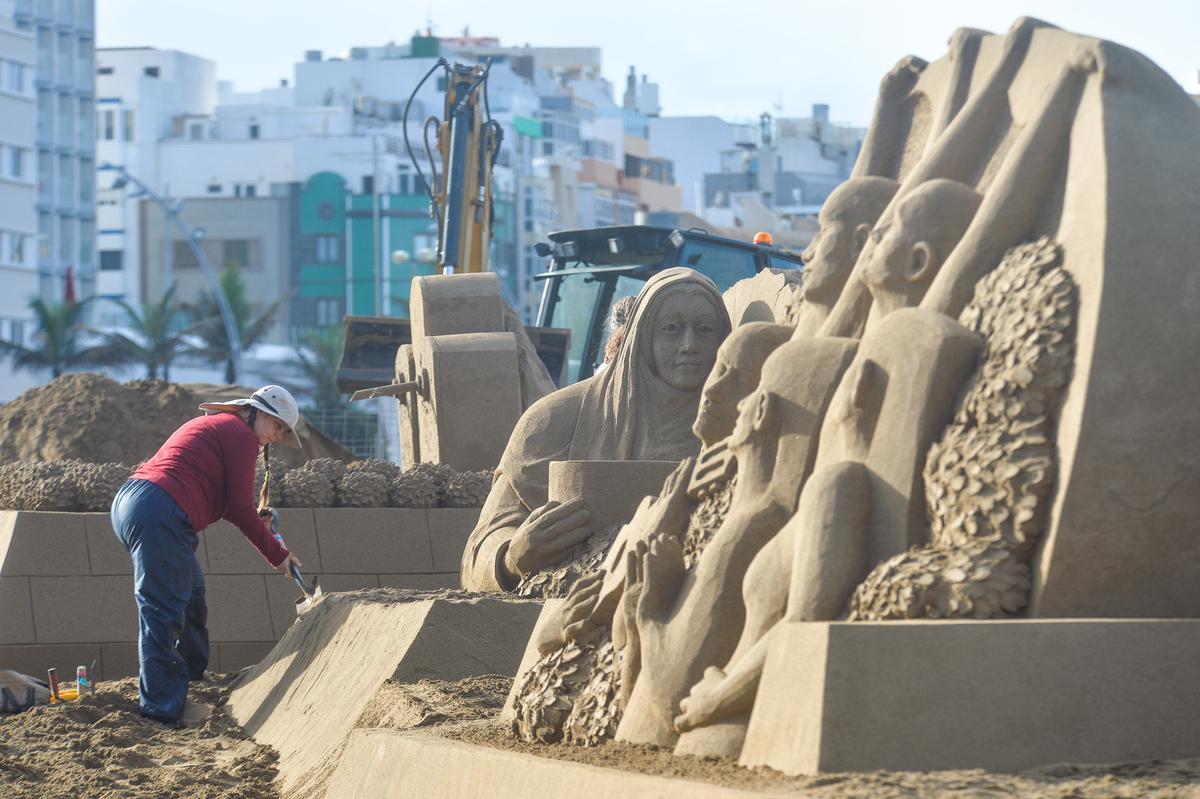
[224,588,542,795]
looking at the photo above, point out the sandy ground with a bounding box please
[0,675,278,799]
[3,668,1197,799]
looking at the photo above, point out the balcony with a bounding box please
[14,0,32,20]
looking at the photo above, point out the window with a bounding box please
[248,122,259,139]
[244,184,256,197]
[123,110,134,142]
[99,249,123,271]
[102,109,114,140]
[316,298,342,327]
[57,154,72,205]
[37,213,53,265]
[143,66,159,78]
[6,320,25,345]
[189,122,204,141]
[57,92,73,146]
[206,182,222,194]
[79,219,94,268]
[4,61,25,94]
[222,239,251,269]
[78,98,93,145]
[58,216,74,263]
[97,66,113,75]
[38,89,52,141]
[172,240,199,269]
[315,235,340,263]
[11,232,26,265]
[361,175,374,194]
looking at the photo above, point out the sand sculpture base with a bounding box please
[325,729,771,799]
[224,589,542,794]
[0,508,479,678]
[741,620,1200,774]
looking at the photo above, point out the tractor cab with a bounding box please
[535,225,804,384]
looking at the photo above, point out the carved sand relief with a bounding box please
[849,236,1077,620]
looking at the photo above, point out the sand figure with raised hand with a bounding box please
[109,385,306,728]
[461,268,732,593]
[790,177,900,338]
[509,323,791,744]
[671,309,982,757]
[613,336,859,748]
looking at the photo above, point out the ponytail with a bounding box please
[258,444,271,514]
[245,407,272,514]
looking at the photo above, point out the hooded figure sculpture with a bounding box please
[462,268,733,592]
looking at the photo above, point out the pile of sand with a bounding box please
[0,675,277,799]
[0,374,199,465]
[0,374,359,470]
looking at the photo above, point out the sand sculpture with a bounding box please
[508,322,791,743]
[461,268,732,593]
[493,16,1200,775]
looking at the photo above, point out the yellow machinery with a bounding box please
[408,60,503,275]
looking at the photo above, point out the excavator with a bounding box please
[337,60,802,467]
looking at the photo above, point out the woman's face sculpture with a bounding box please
[650,290,723,391]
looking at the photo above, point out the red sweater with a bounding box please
[132,412,290,567]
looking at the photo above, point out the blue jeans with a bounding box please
[111,479,209,721]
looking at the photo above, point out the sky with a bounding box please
[97,0,1199,127]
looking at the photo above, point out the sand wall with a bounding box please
[0,507,478,680]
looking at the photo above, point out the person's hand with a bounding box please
[503,498,591,580]
[674,666,728,732]
[275,552,303,577]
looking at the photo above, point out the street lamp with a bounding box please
[100,162,242,383]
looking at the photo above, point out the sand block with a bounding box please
[379,573,460,590]
[214,641,276,674]
[428,508,482,572]
[227,589,542,792]
[204,575,274,642]
[415,332,522,472]
[30,575,136,643]
[547,460,679,530]
[0,576,34,644]
[0,511,90,576]
[82,513,130,575]
[326,729,787,799]
[741,619,1200,774]
[499,598,566,725]
[410,272,506,340]
[314,507,432,573]
[0,643,104,681]
[99,642,139,678]
[204,509,321,574]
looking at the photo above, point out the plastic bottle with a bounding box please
[76,665,92,697]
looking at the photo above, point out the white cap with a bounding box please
[198,384,302,449]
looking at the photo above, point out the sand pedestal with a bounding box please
[741,619,1200,774]
[225,590,542,793]
[325,729,778,799]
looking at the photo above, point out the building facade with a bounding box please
[0,0,38,355]
[14,0,96,305]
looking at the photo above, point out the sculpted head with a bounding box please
[859,179,982,316]
[728,338,858,466]
[647,285,727,392]
[802,177,900,304]
[693,322,792,447]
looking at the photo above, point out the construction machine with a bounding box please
[338,60,803,469]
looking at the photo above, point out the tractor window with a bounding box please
[676,241,758,289]
[549,271,606,382]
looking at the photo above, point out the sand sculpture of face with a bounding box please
[801,177,901,305]
[859,179,982,319]
[693,323,793,448]
[648,288,725,392]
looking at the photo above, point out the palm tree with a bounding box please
[291,325,345,410]
[188,264,291,383]
[0,297,115,378]
[90,284,191,380]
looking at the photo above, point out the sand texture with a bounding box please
[0,675,277,799]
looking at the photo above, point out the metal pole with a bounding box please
[372,134,382,315]
[99,162,242,383]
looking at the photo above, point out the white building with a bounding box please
[0,0,38,398]
[19,0,96,306]
[94,47,217,319]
